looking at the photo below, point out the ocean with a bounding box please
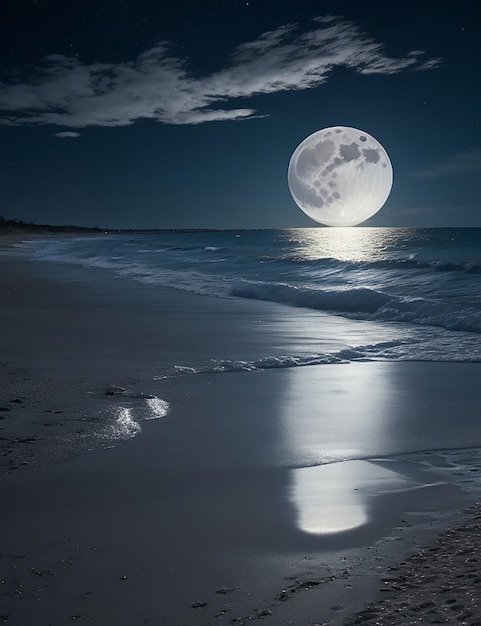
[8,226,481,550]
[18,227,481,368]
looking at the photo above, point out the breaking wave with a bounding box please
[153,337,481,380]
[230,282,481,334]
[16,228,481,342]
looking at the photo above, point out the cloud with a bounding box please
[414,148,481,178]
[399,204,475,219]
[0,16,440,128]
[54,131,81,138]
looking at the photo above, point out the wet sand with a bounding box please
[2,238,481,625]
[345,505,481,625]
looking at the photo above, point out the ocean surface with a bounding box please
[18,227,481,367]
[11,228,481,522]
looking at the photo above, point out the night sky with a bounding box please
[1,0,480,229]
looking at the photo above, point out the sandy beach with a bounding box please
[345,504,481,625]
[2,237,481,625]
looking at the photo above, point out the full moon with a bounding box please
[288,126,393,226]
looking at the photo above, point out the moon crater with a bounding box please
[288,126,393,227]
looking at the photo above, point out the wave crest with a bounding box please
[230,282,481,334]
[230,283,391,314]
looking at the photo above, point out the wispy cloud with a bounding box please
[415,148,481,178]
[404,206,438,215]
[0,16,440,129]
[54,131,81,138]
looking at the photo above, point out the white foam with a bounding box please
[145,396,170,419]
[105,407,142,439]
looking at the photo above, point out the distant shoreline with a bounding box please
[2,218,480,236]
[0,217,102,235]
[0,217,266,236]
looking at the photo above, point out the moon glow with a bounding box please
[288,126,393,226]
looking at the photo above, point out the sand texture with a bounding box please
[345,505,481,625]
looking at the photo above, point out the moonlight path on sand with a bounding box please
[288,126,393,227]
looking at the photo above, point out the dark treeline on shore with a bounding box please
[0,216,105,235]
[0,216,245,235]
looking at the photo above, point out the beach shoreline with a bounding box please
[2,237,481,625]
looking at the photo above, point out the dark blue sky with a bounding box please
[1,0,480,229]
